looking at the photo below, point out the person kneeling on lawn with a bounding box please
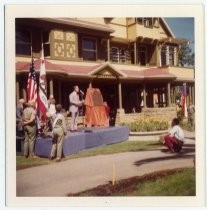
[49,104,67,162]
[164,118,184,153]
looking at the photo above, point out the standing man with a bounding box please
[22,100,37,158]
[49,104,67,162]
[187,101,195,129]
[103,101,110,127]
[16,98,25,136]
[69,85,84,132]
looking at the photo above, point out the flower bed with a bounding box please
[121,118,169,132]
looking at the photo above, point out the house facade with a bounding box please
[16,18,195,123]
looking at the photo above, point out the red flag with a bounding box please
[27,58,38,112]
[38,49,48,122]
[181,83,187,117]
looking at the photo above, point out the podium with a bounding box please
[84,88,108,127]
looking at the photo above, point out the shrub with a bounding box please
[180,120,194,132]
[121,118,168,132]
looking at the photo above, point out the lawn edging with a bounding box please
[129,130,168,141]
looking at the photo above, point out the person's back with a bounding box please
[187,103,195,116]
[164,118,184,153]
[16,99,25,133]
[170,124,184,141]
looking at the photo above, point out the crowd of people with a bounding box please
[16,87,195,160]
[16,85,110,161]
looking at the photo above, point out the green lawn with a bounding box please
[17,140,161,169]
[69,168,195,196]
[120,168,195,196]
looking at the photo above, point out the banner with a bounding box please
[38,49,48,122]
[27,58,38,112]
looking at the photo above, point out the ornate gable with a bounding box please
[89,63,126,79]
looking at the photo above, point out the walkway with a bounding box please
[16,136,195,197]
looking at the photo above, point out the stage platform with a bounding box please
[35,126,129,158]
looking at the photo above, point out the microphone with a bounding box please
[79,90,84,95]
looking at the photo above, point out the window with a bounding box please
[153,18,160,28]
[110,47,119,63]
[169,46,175,66]
[120,48,126,63]
[136,18,143,24]
[143,18,153,28]
[110,47,131,64]
[82,38,97,61]
[16,29,31,55]
[42,31,50,57]
[138,46,147,65]
[161,46,167,66]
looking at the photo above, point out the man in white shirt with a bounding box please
[164,118,184,152]
[69,85,84,132]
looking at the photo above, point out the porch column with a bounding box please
[107,38,110,62]
[58,80,61,104]
[189,85,192,102]
[167,82,171,106]
[157,44,161,67]
[118,81,122,109]
[22,88,27,101]
[49,79,54,96]
[16,80,20,103]
[143,83,147,107]
[134,42,137,64]
[192,85,195,104]
[115,80,125,125]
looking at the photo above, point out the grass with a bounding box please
[124,168,195,196]
[69,168,195,196]
[17,140,161,169]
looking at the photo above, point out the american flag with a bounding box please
[27,58,38,112]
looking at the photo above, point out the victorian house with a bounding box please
[16,18,194,123]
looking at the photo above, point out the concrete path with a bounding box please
[16,137,195,197]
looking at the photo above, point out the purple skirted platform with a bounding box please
[35,126,129,157]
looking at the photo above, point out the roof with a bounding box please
[16,60,176,80]
[39,18,115,33]
[121,67,176,80]
[161,18,175,38]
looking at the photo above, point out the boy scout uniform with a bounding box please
[23,106,36,158]
[50,113,67,161]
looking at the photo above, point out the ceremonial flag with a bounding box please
[27,57,38,112]
[181,83,187,117]
[38,49,48,122]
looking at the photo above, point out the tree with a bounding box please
[178,42,194,67]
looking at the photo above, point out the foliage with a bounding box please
[121,118,169,132]
[180,120,195,132]
[177,109,184,122]
[178,42,194,67]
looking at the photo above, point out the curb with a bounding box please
[129,130,168,141]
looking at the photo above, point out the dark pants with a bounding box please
[164,135,183,152]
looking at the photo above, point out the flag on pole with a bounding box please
[27,57,38,112]
[181,83,187,117]
[38,49,48,122]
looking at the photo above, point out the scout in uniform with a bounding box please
[49,104,67,162]
[22,100,37,158]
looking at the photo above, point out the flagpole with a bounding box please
[38,31,48,124]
